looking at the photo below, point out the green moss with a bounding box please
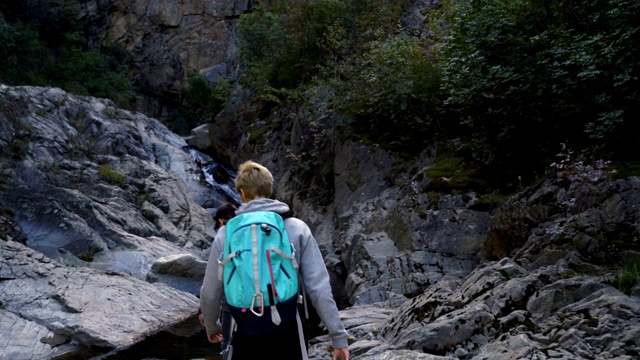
[413,202,428,219]
[101,107,117,119]
[423,157,476,191]
[385,213,413,251]
[136,188,149,208]
[8,139,26,160]
[247,121,281,145]
[426,191,441,210]
[142,208,156,221]
[522,317,539,333]
[411,301,439,322]
[386,155,414,186]
[98,164,125,186]
[498,269,511,280]
[0,172,6,192]
[2,206,15,217]
[610,161,640,179]
[469,192,510,212]
[345,176,361,192]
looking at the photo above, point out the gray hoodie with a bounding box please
[200,198,349,349]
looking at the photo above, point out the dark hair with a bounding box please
[214,202,237,229]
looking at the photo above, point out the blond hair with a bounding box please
[234,160,273,199]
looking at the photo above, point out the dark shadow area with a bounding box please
[91,315,222,360]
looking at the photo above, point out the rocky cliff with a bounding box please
[0,85,230,358]
[82,0,248,121]
[2,85,640,360]
[1,0,640,358]
[203,92,640,359]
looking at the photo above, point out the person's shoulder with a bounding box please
[283,216,306,226]
[283,217,312,237]
[212,227,227,246]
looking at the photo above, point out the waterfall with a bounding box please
[187,148,241,206]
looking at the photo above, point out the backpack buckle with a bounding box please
[250,292,265,317]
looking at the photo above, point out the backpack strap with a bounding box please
[280,210,295,219]
[268,245,299,269]
[299,273,309,321]
[249,224,264,317]
[218,251,239,281]
[296,310,310,360]
[222,317,236,360]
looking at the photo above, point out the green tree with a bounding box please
[238,0,411,93]
[333,36,442,153]
[238,2,292,91]
[181,71,231,131]
[0,13,17,60]
[434,0,640,186]
[0,1,137,108]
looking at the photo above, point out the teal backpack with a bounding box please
[218,211,300,335]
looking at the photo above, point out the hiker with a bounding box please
[213,202,237,230]
[199,202,237,359]
[200,160,350,360]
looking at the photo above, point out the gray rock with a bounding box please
[0,84,219,357]
[0,85,217,280]
[147,253,208,294]
[104,0,244,120]
[0,240,198,358]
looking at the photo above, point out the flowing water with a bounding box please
[188,148,242,206]
[93,149,234,360]
[87,150,345,359]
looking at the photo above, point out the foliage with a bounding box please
[238,0,438,154]
[332,36,441,153]
[181,71,231,130]
[2,0,638,199]
[238,2,292,91]
[55,44,137,107]
[609,161,640,179]
[238,0,410,91]
[0,1,137,107]
[469,192,509,212]
[433,0,640,187]
[0,13,17,60]
[423,156,473,191]
[615,262,640,295]
[549,143,614,188]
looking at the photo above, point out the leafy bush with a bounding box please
[550,143,614,188]
[181,71,231,130]
[238,2,292,91]
[332,36,441,153]
[238,0,411,92]
[0,13,17,60]
[0,1,137,107]
[239,0,437,153]
[434,0,640,186]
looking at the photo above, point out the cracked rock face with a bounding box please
[309,178,640,360]
[0,85,218,278]
[0,85,216,357]
[0,240,199,358]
